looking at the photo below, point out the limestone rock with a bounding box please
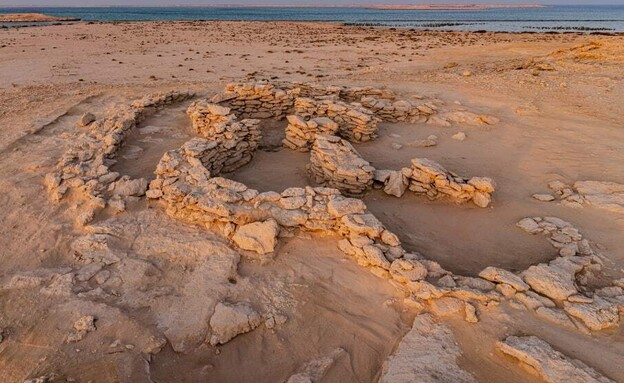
[209,302,262,345]
[522,262,579,302]
[452,132,466,141]
[79,112,96,126]
[286,348,346,383]
[563,297,620,331]
[533,193,556,202]
[327,197,367,217]
[111,177,148,197]
[479,267,529,292]
[232,219,280,254]
[497,336,615,383]
[408,158,494,207]
[517,217,542,234]
[380,314,477,383]
[429,297,465,317]
[389,259,427,284]
[383,170,409,198]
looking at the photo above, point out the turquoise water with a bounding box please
[1,5,624,32]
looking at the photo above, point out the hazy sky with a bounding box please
[2,0,623,7]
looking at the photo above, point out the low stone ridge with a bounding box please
[282,115,339,152]
[44,90,195,225]
[537,180,624,214]
[308,134,375,196]
[360,96,439,123]
[294,97,379,142]
[407,158,495,207]
[497,336,615,383]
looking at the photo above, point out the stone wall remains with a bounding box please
[407,158,495,208]
[186,101,261,173]
[282,115,339,152]
[307,134,375,196]
[44,90,195,224]
[294,97,379,142]
[210,82,299,120]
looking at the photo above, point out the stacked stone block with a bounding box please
[307,134,375,196]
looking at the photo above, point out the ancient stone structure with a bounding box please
[359,97,437,123]
[308,134,375,196]
[406,158,496,208]
[282,115,339,152]
[46,85,619,343]
[210,82,299,119]
[294,97,379,142]
[185,101,261,173]
[44,90,195,224]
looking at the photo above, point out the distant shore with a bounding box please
[0,13,79,22]
[367,4,546,10]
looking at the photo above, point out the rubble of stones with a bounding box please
[512,216,623,332]
[44,90,195,225]
[533,180,624,214]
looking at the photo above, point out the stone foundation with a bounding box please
[44,90,195,223]
[308,134,375,196]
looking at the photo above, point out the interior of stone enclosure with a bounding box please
[28,80,624,382]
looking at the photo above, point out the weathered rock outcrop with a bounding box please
[540,180,624,213]
[497,336,614,383]
[209,302,262,345]
[380,314,477,383]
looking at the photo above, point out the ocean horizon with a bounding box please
[2,5,624,32]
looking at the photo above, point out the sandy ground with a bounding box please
[0,21,623,382]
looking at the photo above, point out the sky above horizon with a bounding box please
[2,0,623,7]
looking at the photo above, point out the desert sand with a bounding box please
[0,21,623,383]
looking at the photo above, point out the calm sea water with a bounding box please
[2,5,624,32]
